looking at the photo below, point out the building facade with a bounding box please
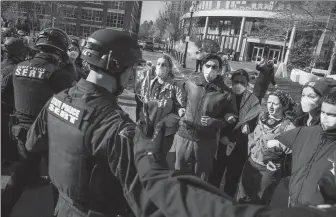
[7,1,142,39]
[180,1,331,65]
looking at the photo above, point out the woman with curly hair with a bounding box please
[236,90,296,205]
[137,54,186,167]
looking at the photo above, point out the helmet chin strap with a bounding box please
[112,72,124,96]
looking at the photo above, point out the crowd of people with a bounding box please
[1,25,336,217]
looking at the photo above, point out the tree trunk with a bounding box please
[328,41,336,75]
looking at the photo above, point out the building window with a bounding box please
[85,1,103,4]
[41,4,52,15]
[80,25,100,37]
[55,23,76,36]
[81,9,103,22]
[65,24,77,36]
[59,6,78,19]
[108,1,125,10]
[106,12,124,28]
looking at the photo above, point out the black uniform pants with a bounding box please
[1,128,41,216]
[1,112,18,163]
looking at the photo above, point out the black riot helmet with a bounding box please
[35,28,70,53]
[81,29,142,75]
[2,37,27,57]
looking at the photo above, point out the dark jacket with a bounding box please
[276,125,336,206]
[253,64,276,99]
[178,75,237,141]
[1,58,19,113]
[133,129,336,217]
[25,79,157,217]
[12,53,76,126]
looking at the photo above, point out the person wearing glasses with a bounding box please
[169,53,238,182]
[67,39,87,80]
[210,69,261,197]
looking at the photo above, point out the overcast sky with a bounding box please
[140,1,166,24]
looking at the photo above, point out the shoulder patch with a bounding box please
[118,123,135,140]
[48,96,85,128]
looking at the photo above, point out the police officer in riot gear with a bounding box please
[1,37,27,167]
[24,29,147,217]
[1,28,76,217]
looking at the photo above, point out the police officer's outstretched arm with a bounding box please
[134,122,336,217]
[25,99,51,153]
[133,121,264,217]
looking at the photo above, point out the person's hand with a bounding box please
[266,161,279,171]
[134,120,167,170]
[267,140,280,149]
[178,108,186,117]
[201,116,222,128]
[274,84,278,88]
[241,124,250,134]
[224,113,237,124]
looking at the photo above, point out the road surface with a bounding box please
[2,50,299,217]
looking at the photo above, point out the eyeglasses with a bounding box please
[204,64,219,70]
[232,80,247,85]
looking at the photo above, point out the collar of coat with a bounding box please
[192,75,231,94]
[150,74,175,91]
[322,126,336,139]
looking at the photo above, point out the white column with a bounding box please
[236,17,246,52]
[284,24,297,64]
[203,16,209,40]
[217,1,221,9]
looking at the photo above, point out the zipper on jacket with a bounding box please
[193,86,207,132]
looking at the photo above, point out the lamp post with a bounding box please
[182,3,196,68]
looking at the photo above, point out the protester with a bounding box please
[294,79,333,127]
[282,79,334,179]
[132,118,336,217]
[217,51,232,76]
[267,90,336,207]
[1,28,76,217]
[210,69,261,196]
[236,90,296,205]
[134,60,156,122]
[195,48,205,72]
[169,53,237,181]
[253,58,277,104]
[138,55,186,167]
[1,38,27,167]
[67,38,87,80]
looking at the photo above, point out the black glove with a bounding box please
[134,120,167,173]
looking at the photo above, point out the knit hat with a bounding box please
[302,78,336,97]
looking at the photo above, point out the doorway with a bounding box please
[268,48,281,65]
[252,46,264,62]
